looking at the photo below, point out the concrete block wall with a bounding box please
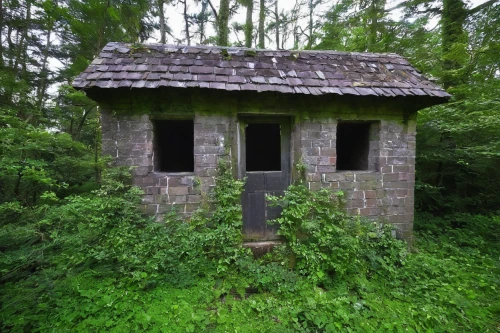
[99,90,417,241]
[300,118,416,240]
[101,110,230,217]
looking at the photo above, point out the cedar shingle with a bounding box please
[72,42,450,100]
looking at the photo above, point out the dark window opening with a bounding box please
[153,119,194,172]
[336,122,371,171]
[246,123,281,171]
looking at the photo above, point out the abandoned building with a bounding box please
[72,42,450,242]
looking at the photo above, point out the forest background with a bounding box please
[0,0,499,331]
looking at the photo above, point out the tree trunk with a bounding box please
[14,0,31,79]
[199,0,208,43]
[258,0,265,48]
[368,0,378,50]
[182,0,191,45]
[37,9,54,114]
[306,0,313,49]
[274,0,279,49]
[0,0,4,68]
[158,0,166,43]
[217,0,230,46]
[245,0,254,48]
[441,0,467,89]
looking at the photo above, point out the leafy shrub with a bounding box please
[268,185,407,285]
[1,161,498,332]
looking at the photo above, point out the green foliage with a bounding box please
[1,163,498,331]
[0,108,97,206]
[268,185,407,285]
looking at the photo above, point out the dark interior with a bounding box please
[246,123,281,171]
[336,122,370,171]
[153,119,194,172]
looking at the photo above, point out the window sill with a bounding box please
[151,171,195,176]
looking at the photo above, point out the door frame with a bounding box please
[237,116,291,180]
[238,116,292,240]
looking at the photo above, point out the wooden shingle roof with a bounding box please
[73,42,450,99]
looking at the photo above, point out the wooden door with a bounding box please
[240,117,290,241]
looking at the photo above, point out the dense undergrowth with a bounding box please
[1,162,499,332]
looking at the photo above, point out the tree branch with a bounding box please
[467,0,499,15]
[206,0,218,20]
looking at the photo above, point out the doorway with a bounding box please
[239,117,291,240]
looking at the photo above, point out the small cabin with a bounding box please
[73,42,449,242]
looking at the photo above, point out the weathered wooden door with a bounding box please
[240,117,290,241]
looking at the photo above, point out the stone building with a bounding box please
[73,42,449,242]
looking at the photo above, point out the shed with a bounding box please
[73,42,450,242]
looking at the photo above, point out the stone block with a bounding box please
[395,189,409,197]
[359,181,379,190]
[189,186,202,195]
[185,203,200,213]
[180,176,194,186]
[329,182,340,188]
[168,186,189,195]
[303,147,320,156]
[385,181,408,189]
[321,123,337,131]
[301,123,321,131]
[382,173,399,182]
[345,199,364,209]
[320,131,334,140]
[174,195,187,204]
[325,173,346,182]
[318,156,331,165]
[195,154,217,165]
[188,195,202,203]
[145,187,159,195]
[356,173,380,181]
[312,140,332,148]
[304,156,318,165]
[135,166,149,176]
[194,146,225,155]
[141,195,154,204]
[317,165,336,173]
[306,173,321,182]
[359,207,382,216]
[386,157,408,165]
[320,147,336,157]
[307,131,322,139]
[309,181,322,191]
[338,181,355,189]
[347,191,364,200]
[364,190,377,198]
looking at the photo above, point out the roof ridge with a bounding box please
[103,42,405,58]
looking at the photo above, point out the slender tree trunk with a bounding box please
[158,0,166,43]
[258,0,265,48]
[199,0,208,43]
[244,0,254,48]
[73,105,97,140]
[441,0,467,89]
[20,0,31,80]
[306,0,313,49]
[14,0,31,78]
[217,0,230,46]
[181,0,191,45]
[274,0,279,48]
[37,23,53,114]
[0,0,4,68]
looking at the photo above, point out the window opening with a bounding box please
[246,123,281,171]
[153,119,194,172]
[336,122,371,171]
